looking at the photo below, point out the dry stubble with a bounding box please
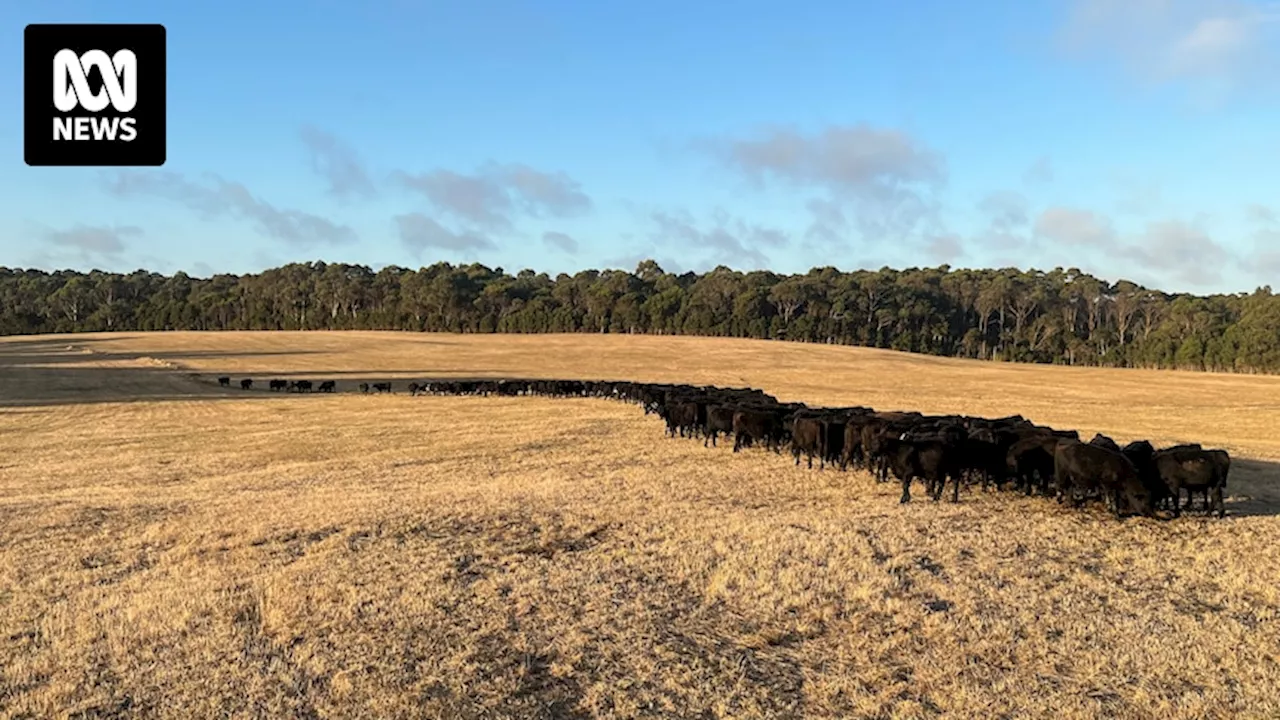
[1,331,1279,719]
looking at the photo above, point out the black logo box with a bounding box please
[24,23,166,167]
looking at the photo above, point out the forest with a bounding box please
[3,260,1280,373]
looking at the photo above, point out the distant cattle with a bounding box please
[290,380,313,393]
[318,380,336,393]
[240,378,253,390]
[269,379,288,392]
[408,382,422,397]
[217,376,230,387]
[372,382,392,394]
[359,383,370,394]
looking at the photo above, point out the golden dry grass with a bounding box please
[2,331,1279,719]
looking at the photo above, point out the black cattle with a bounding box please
[318,380,336,393]
[1089,433,1121,453]
[359,382,370,394]
[881,436,961,503]
[1120,440,1168,507]
[217,376,230,387]
[269,379,288,391]
[240,378,253,390]
[661,401,700,438]
[1053,440,1153,517]
[790,416,824,468]
[401,375,1229,522]
[839,414,876,471]
[372,382,392,393]
[732,409,784,453]
[1006,433,1066,495]
[819,415,849,469]
[958,435,1006,491]
[290,380,313,393]
[1152,446,1230,518]
[703,405,737,447]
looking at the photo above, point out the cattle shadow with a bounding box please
[1217,459,1280,518]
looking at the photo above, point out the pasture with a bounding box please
[2,331,1280,719]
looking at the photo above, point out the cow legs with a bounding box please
[900,476,912,504]
[1212,486,1225,519]
[952,473,962,503]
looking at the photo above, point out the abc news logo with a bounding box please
[24,24,166,166]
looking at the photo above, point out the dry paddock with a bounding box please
[1,331,1279,719]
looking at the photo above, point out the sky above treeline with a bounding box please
[2,0,1279,294]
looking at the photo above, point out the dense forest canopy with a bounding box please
[3,260,1279,373]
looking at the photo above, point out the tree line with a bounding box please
[3,260,1279,373]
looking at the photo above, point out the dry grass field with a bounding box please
[2,331,1280,719]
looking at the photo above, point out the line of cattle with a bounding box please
[213,375,1231,519]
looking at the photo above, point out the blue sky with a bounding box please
[2,0,1279,294]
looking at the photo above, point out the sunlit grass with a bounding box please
[1,331,1277,718]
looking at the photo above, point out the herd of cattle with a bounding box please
[215,375,1232,519]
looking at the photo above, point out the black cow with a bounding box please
[269,379,288,392]
[240,378,253,390]
[408,382,422,397]
[1120,440,1170,507]
[881,436,961,503]
[1152,446,1230,518]
[662,401,701,438]
[290,380,313,393]
[790,416,824,468]
[703,405,737,448]
[359,382,370,394]
[1006,433,1066,495]
[318,380,336,393]
[217,376,230,387]
[732,409,784,453]
[1053,440,1153,517]
[372,382,392,393]
[1089,433,1121,453]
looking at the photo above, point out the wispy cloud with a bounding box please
[646,207,789,270]
[299,125,377,199]
[1059,0,1280,103]
[104,170,357,247]
[706,123,947,245]
[394,163,593,232]
[45,223,139,256]
[1033,206,1232,288]
[394,212,497,255]
[541,231,579,254]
